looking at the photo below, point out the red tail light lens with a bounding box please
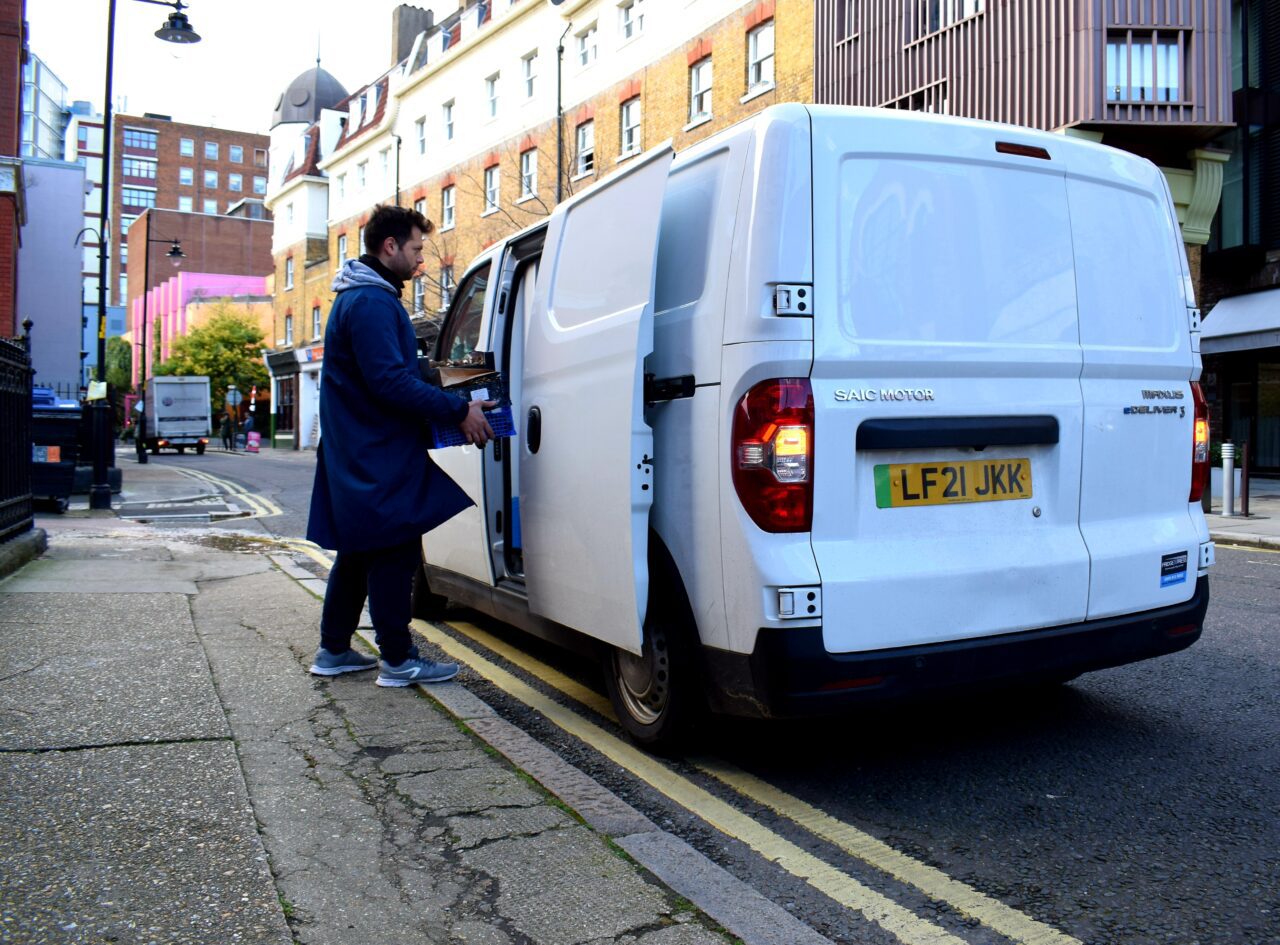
[1190,382,1209,502]
[732,378,814,533]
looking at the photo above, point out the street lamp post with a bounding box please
[133,233,185,464]
[89,0,200,504]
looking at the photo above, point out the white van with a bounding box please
[414,105,1213,747]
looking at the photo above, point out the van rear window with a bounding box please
[836,159,1078,347]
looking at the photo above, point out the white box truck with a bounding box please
[144,375,211,455]
[411,105,1214,747]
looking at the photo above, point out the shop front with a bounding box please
[266,350,299,450]
[1201,288,1280,477]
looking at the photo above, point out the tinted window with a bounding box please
[437,263,491,364]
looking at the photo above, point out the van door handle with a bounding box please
[527,406,542,454]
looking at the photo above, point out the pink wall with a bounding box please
[130,271,267,385]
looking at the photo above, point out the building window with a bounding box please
[912,0,983,38]
[312,305,321,339]
[337,233,348,262]
[522,51,537,98]
[179,137,194,156]
[230,145,243,163]
[1106,33,1182,103]
[179,166,194,186]
[285,257,295,289]
[415,116,426,154]
[620,98,641,155]
[441,265,455,309]
[442,185,456,229]
[413,197,426,217]
[413,276,425,313]
[575,120,594,176]
[204,141,219,160]
[204,169,218,188]
[229,173,243,192]
[121,187,155,209]
[690,57,713,122]
[486,73,500,118]
[286,202,294,224]
[202,198,217,214]
[253,176,266,195]
[254,148,268,167]
[747,21,774,92]
[357,226,364,253]
[285,313,294,346]
[336,174,346,199]
[443,100,455,140]
[620,0,644,40]
[178,195,193,212]
[123,128,157,150]
[837,0,855,39]
[119,274,128,299]
[520,148,537,198]
[121,214,137,234]
[577,23,598,66]
[122,157,156,179]
[357,161,368,187]
[380,148,390,184]
[484,165,500,213]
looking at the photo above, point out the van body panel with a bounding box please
[807,109,1093,652]
[521,145,674,655]
[1065,163,1200,618]
[717,341,821,656]
[721,104,815,348]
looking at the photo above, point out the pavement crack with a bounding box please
[0,659,50,683]
[0,735,233,755]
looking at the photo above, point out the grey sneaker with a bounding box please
[310,646,378,676]
[376,656,459,687]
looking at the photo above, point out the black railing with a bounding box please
[0,337,33,542]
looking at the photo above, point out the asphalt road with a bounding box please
[149,445,1280,945]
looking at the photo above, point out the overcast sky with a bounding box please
[27,0,440,135]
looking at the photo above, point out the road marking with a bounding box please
[175,467,282,518]
[441,618,1082,945]
[422,619,968,945]
[278,539,335,571]
[1215,542,1280,555]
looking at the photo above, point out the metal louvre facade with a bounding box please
[815,0,1233,133]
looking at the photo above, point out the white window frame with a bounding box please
[380,148,390,184]
[284,257,294,289]
[179,166,193,186]
[203,169,218,189]
[620,98,641,156]
[576,24,598,67]
[228,173,242,192]
[357,160,367,187]
[620,0,644,41]
[204,141,218,160]
[178,195,193,212]
[336,173,346,199]
[520,148,537,198]
[575,120,595,177]
[486,73,500,118]
[179,137,194,156]
[415,116,426,154]
[440,265,455,309]
[312,305,322,339]
[285,313,294,346]
[483,165,500,213]
[413,197,426,217]
[747,21,775,93]
[689,57,713,123]
[412,276,425,313]
[286,202,294,224]
[230,145,244,163]
[443,100,455,140]
[522,51,537,98]
[253,176,267,195]
[337,233,347,262]
[441,185,456,230]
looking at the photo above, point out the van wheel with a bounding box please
[195,443,205,455]
[410,557,448,620]
[604,608,700,752]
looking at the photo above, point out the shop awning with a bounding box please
[1202,288,1280,354]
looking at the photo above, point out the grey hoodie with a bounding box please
[331,259,397,295]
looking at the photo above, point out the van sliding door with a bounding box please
[520,145,673,655]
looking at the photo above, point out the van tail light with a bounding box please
[1190,382,1209,502]
[732,378,813,532]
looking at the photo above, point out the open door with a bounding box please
[520,144,674,655]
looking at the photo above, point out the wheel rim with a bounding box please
[613,626,670,726]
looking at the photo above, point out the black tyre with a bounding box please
[410,555,449,620]
[149,444,159,454]
[603,586,702,752]
[195,443,205,455]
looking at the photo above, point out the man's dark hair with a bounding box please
[363,204,432,254]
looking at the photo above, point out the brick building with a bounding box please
[110,114,270,306]
[0,0,26,338]
[263,0,811,447]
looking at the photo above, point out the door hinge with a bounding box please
[1188,307,1201,354]
[774,284,813,316]
[644,373,695,404]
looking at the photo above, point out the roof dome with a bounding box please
[272,65,348,128]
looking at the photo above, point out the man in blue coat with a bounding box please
[306,204,494,686]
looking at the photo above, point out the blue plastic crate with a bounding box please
[428,370,517,449]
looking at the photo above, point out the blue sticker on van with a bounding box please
[1161,551,1188,587]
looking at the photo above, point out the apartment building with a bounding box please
[263,0,812,447]
[110,114,270,305]
[20,52,67,160]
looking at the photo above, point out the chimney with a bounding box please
[392,5,435,66]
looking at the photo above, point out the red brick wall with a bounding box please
[0,0,23,338]
[111,115,271,305]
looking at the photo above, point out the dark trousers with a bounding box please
[320,539,420,665]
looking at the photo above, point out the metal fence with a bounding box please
[0,337,33,542]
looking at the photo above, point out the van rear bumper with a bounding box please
[703,577,1209,719]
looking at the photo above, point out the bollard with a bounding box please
[1221,442,1236,518]
[1241,441,1250,518]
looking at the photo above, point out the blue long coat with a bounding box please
[306,260,472,553]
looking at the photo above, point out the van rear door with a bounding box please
[806,108,1092,653]
[1064,151,1201,619]
[521,145,674,656]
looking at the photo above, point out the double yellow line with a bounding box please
[177,467,282,519]
[417,618,1082,945]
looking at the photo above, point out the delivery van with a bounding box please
[413,105,1213,748]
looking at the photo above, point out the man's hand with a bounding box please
[460,399,498,447]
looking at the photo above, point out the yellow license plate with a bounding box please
[874,458,1033,508]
